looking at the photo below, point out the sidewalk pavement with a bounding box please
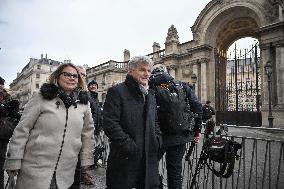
[82,166,106,189]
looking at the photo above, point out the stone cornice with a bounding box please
[187,44,213,53]
[255,21,284,35]
[259,39,284,50]
[191,57,210,65]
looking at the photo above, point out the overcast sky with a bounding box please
[0,0,254,87]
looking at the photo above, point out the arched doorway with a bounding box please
[215,37,262,126]
[191,0,284,127]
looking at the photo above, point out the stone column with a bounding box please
[275,45,284,105]
[192,59,199,98]
[274,44,284,126]
[200,58,208,104]
[259,44,270,127]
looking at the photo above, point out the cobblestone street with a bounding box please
[82,167,106,189]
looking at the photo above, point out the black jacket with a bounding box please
[103,75,162,189]
[202,104,215,121]
[88,91,102,134]
[154,82,202,147]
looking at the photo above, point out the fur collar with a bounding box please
[40,83,88,104]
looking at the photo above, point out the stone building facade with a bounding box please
[87,0,284,128]
[10,54,63,107]
[86,58,128,102]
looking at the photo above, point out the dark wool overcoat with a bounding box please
[103,75,162,189]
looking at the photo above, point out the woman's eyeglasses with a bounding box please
[61,72,79,79]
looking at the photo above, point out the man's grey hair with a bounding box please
[128,56,153,70]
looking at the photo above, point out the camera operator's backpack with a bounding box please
[155,81,193,134]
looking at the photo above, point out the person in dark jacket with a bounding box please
[87,79,105,168]
[103,56,162,189]
[202,100,215,138]
[88,80,103,135]
[149,65,203,189]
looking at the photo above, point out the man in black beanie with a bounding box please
[88,80,102,135]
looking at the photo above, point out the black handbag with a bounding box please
[0,117,18,139]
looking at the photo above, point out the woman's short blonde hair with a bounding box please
[49,63,87,91]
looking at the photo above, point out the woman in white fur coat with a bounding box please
[4,63,94,189]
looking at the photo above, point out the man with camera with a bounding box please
[149,66,202,189]
[0,76,21,189]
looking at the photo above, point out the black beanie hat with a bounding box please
[88,80,98,88]
[0,76,5,85]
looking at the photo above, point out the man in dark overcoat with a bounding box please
[103,56,162,189]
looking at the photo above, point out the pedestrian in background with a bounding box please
[4,63,94,189]
[88,80,103,136]
[103,56,162,189]
[87,80,105,169]
[202,100,215,138]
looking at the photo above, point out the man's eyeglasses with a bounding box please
[61,72,79,79]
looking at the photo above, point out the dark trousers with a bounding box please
[159,144,186,189]
[69,158,81,189]
[0,142,8,189]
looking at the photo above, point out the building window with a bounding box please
[36,74,40,79]
[36,83,40,89]
[37,65,41,70]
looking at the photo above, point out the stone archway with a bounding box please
[191,0,284,127]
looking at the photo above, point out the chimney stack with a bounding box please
[124,49,130,62]
[152,42,160,53]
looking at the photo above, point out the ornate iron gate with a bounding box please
[215,43,262,126]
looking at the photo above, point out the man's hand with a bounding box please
[193,132,201,143]
[6,170,18,177]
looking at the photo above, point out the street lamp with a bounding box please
[264,61,273,128]
[191,73,197,90]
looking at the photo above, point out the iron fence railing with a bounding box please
[96,126,284,189]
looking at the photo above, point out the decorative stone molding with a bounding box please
[166,64,177,70]
[187,44,213,53]
[182,64,191,77]
[200,58,210,64]
[191,59,200,65]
